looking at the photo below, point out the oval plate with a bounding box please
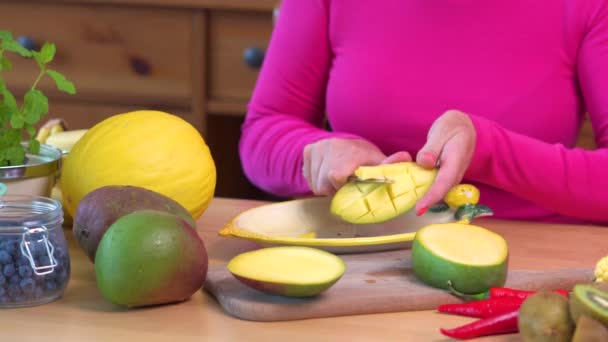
[218,197,492,254]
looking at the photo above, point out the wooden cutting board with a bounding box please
[203,249,594,322]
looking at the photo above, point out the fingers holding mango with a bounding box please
[302,138,390,196]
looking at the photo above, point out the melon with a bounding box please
[227,246,346,297]
[330,162,437,224]
[61,110,216,219]
[411,223,508,294]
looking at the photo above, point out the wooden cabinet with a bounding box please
[208,10,273,103]
[0,0,279,200]
[1,3,193,106]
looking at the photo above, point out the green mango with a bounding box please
[95,210,208,307]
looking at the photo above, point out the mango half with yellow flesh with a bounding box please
[411,223,508,294]
[227,246,345,297]
[331,162,437,224]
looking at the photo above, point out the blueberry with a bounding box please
[20,278,35,295]
[56,269,69,282]
[45,280,57,292]
[5,240,20,255]
[55,248,66,259]
[0,250,11,264]
[18,265,33,278]
[0,296,9,304]
[9,274,20,285]
[13,295,26,302]
[0,273,5,286]
[7,282,21,298]
[3,264,15,277]
[34,274,46,285]
[16,253,30,266]
[37,255,50,267]
[0,286,5,297]
[35,245,48,258]
[34,286,44,298]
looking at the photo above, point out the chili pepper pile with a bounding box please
[438,287,569,340]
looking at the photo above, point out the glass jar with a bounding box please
[0,195,70,308]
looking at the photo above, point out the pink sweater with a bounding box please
[239,0,608,225]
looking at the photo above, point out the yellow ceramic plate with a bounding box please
[219,197,485,253]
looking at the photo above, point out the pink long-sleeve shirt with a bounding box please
[239,0,608,225]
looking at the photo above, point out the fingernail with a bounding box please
[423,152,436,162]
[416,207,428,216]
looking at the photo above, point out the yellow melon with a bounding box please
[61,110,216,219]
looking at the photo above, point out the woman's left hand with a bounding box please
[415,110,477,215]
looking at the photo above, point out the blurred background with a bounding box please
[1,0,281,201]
[1,0,596,202]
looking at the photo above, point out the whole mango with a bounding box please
[95,210,208,308]
[73,185,196,262]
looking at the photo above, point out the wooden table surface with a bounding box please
[0,197,606,341]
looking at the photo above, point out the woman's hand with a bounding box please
[415,110,477,214]
[302,138,412,196]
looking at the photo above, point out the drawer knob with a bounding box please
[129,56,152,76]
[16,35,39,51]
[243,47,265,69]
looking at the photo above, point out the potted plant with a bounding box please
[0,30,75,197]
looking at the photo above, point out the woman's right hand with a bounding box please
[302,138,412,196]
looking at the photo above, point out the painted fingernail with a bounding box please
[416,207,428,216]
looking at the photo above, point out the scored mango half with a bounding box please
[330,162,437,224]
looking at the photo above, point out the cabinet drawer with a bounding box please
[208,10,273,104]
[38,100,196,133]
[1,3,193,106]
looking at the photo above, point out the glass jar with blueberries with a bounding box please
[0,195,70,308]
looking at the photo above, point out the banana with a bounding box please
[50,123,64,135]
[36,118,67,144]
[36,127,51,144]
[45,129,88,152]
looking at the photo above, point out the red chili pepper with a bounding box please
[440,308,519,340]
[437,297,524,318]
[446,281,570,301]
[489,287,569,300]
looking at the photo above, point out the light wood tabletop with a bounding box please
[0,197,606,341]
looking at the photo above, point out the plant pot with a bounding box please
[0,143,63,197]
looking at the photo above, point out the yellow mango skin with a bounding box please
[330,162,437,224]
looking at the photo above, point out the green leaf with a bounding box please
[0,30,14,41]
[46,69,76,94]
[24,123,36,137]
[28,138,40,154]
[10,114,24,129]
[454,204,494,223]
[1,87,17,111]
[0,104,11,123]
[22,89,49,124]
[429,202,450,213]
[5,128,22,146]
[40,42,56,64]
[1,39,32,57]
[31,50,43,68]
[0,54,12,71]
[5,145,26,166]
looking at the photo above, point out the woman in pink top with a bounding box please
[239,0,608,225]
